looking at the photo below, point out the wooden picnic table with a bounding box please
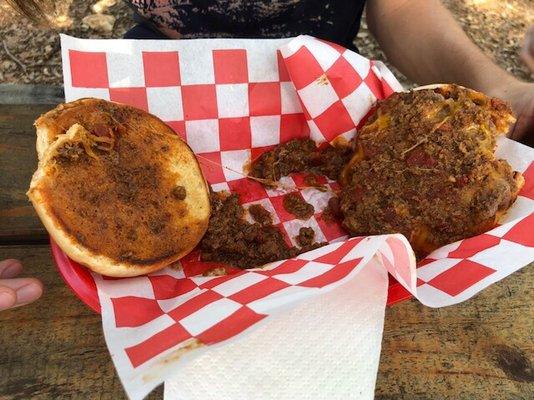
[0,87,532,399]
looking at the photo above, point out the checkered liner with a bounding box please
[60,35,534,399]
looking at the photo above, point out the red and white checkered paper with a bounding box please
[60,34,534,399]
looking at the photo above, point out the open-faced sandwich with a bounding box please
[339,84,524,257]
[28,99,210,277]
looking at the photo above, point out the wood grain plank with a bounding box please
[0,85,64,105]
[0,104,53,243]
[0,245,532,399]
[0,245,161,400]
[376,266,534,400]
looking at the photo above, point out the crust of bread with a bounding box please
[29,100,210,277]
[34,99,90,160]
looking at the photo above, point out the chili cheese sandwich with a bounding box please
[28,98,210,277]
[339,85,524,258]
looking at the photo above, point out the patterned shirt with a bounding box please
[127,0,366,50]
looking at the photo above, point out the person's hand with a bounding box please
[0,259,43,311]
[505,82,534,143]
[490,80,534,144]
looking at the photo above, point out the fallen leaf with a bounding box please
[91,0,118,14]
[82,14,116,33]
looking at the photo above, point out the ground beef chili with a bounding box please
[296,227,315,247]
[171,185,187,200]
[322,196,342,222]
[211,137,353,269]
[199,192,326,269]
[282,192,315,220]
[304,174,319,186]
[249,138,353,182]
[248,203,272,225]
[57,142,85,162]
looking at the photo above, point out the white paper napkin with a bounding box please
[164,257,388,400]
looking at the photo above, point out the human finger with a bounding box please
[0,285,17,311]
[0,278,44,307]
[0,259,23,278]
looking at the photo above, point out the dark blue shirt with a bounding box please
[128,1,366,51]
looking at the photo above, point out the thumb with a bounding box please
[0,286,17,311]
[0,278,44,310]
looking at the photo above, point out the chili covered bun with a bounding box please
[28,98,210,277]
[340,84,524,258]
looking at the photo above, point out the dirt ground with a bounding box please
[0,0,532,86]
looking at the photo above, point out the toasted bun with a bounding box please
[28,99,210,277]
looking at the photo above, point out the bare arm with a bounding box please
[366,0,514,93]
[366,0,534,140]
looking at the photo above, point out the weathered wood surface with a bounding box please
[0,85,64,105]
[0,101,532,399]
[0,104,51,244]
[377,266,533,400]
[0,245,162,400]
